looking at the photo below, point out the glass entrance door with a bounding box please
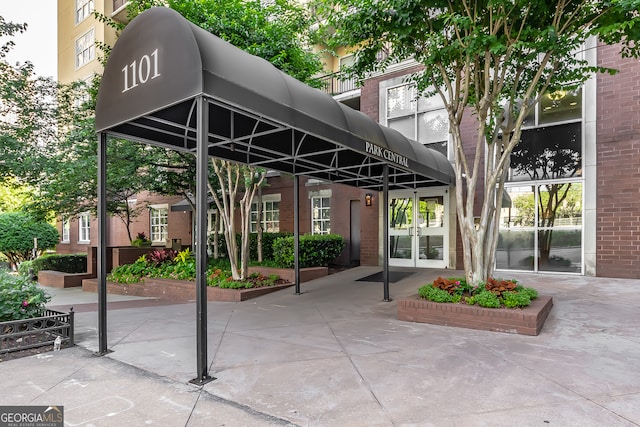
[389,195,414,266]
[389,190,448,268]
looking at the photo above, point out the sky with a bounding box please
[0,0,57,79]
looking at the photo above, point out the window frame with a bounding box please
[311,196,331,235]
[382,81,450,158]
[149,205,169,244]
[75,28,96,69]
[78,212,91,243]
[75,0,95,25]
[250,194,281,233]
[61,217,70,243]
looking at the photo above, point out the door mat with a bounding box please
[356,271,415,283]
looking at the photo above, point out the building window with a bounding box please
[311,196,331,235]
[74,75,94,109]
[497,183,582,273]
[78,212,90,243]
[75,28,95,69]
[150,205,168,244]
[498,88,584,274]
[386,83,449,156]
[250,195,281,233]
[76,0,95,24]
[62,217,70,243]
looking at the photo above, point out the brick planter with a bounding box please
[82,277,293,302]
[397,295,553,336]
[247,266,329,283]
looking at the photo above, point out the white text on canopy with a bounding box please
[122,48,161,93]
[365,141,409,168]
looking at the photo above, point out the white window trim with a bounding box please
[61,217,70,243]
[310,195,331,235]
[149,204,169,245]
[75,27,96,70]
[78,212,91,244]
[75,0,95,25]
[251,194,281,233]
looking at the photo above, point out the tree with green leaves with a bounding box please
[0,178,33,213]
[1,15,153,238]
[0,212,59,268]
[319,0,640,285]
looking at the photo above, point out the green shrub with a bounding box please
[211,232,292,261]
[0,271,51,321]
[418,284,461,303]
[520,286,538,300]
[272,234,346,268]
[18,254,87,277]
[472,289,501,308]
[108,256,151,283]
[501,290,531,308]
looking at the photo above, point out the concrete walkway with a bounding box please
[1,267,639,426]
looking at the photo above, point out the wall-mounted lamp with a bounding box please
[365,193,373,207]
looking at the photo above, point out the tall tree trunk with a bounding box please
[210,159,241,280]
[257,189,263,263]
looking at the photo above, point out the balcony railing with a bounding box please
[113,0,128,11]
[318,72,359,96]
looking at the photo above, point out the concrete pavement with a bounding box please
[1,267,639,426]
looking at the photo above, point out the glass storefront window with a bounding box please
[539,88,582,125]
[498,183,582,273]
[496,229,535,271]
[509,122,582,182]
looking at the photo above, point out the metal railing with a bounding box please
[318,72,359,96]
[0,309,74,354]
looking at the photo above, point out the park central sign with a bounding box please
[365,141,409,168]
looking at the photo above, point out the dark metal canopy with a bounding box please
[96,7,454,189]
[94,7,455,385]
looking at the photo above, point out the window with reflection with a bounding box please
[386,83,449,156]
[498,184,582,273]
[499,87,583,273]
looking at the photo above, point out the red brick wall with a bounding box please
[56,192,192,254]
[596,43,640,278]
[264,176,374,266]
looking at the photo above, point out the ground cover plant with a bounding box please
[418,276,538,309]
[108,248,286,289]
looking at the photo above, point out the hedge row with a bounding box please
[18,254,87,277]
[210,232,292,262]
[210,232,346,268]
[273,234,346,268]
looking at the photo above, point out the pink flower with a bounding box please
[22,300,29,307]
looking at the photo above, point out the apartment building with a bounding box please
[57,2,640,278]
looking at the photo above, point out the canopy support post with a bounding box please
[97,132,110,355]
[383,165,391,302]
[190,96,214,386]
[294,175,301,294]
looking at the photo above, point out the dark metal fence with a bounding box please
[318,72,358,96]
[0,309,74,354]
